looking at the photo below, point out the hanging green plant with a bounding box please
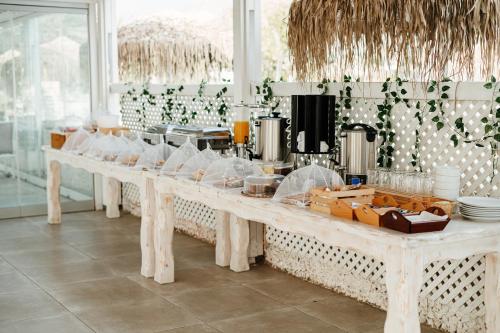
[256,77,281,111]
[411,101,423,171]
[425,76,498,181]
[376,77,410,168]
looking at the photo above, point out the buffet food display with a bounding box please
[200,157,263,189]
[160,138,200,176]
[177,145,221,181]
[53,124,499,234]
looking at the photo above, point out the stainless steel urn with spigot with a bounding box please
[340,123,378,184]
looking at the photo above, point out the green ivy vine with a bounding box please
[256,77,281,111]
[376,77,410,168]
[161,85,184,123]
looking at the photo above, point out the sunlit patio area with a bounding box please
[0,0,499,333]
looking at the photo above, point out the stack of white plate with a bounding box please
[457,196,500,222]
[433,166,461,200]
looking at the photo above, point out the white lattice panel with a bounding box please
[265,227,486,333]
[115,82,495,333]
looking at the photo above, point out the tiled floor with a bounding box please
[0,211,444,333]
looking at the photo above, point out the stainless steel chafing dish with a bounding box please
[145,125,231,151]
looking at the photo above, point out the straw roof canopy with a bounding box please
[118,17,231,82]
[287,0,500,80]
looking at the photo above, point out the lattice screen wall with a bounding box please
[115,82,498,333]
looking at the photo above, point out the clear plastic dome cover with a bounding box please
[134,143,176,170]
[76,132,101,155]
[160,138,200,176]
[116,134,151,167]
[61,128,91,153]
[272,164,344,207]
[201,157,264,189]
[84,132,130,161]
[176,144,221,181]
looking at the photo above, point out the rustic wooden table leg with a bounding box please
[94,174,104,211]
[103,176,121,218]
[47,159,61,224]
[139,178,156,278]
[248,221,264,264]
[384,248,423,333]
[230,214,250,272]
[215,210,231,267]
[154,192,175,284]
[485,251,500,333]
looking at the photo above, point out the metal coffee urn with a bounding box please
[252,112,289,162]
[340,123,377,184]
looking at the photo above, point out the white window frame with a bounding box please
[0,0,116,118]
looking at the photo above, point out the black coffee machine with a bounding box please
[291,95,336,156]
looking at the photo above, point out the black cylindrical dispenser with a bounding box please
[291,95,335,155]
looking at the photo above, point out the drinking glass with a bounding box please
[378,169,390,189]
[400,172,414,193]
[389,171,402,191]
[422,173,433,196]
[367,169,378,185]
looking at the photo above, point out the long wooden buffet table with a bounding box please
[44,147,500,333]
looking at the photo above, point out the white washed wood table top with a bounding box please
[44,147,500,255]
[152,175,500,261]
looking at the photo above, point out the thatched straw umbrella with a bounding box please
[118,16,232,82]
[287,0,500,80]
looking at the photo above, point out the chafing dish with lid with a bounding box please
[145,125,231,152]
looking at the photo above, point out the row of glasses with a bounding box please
[367,169,432,195]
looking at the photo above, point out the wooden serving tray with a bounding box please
[369,186,455,215]
[310,186,375,214]
[354,205,395,227]
[380,207,450,234]
[50,131,72,149]
[329,200,356,220]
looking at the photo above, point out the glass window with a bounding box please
[261,0,293,81]
[117,0,233,84]
[0,8,93,218]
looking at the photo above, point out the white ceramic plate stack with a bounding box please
[433,166,461,200]
[457,196,500,222]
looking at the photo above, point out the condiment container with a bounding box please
[273,162,294,176]
[243,174,284,198]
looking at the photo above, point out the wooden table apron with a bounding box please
[44,148,500,333]
[43,148,156,278]
[152,176,500,333]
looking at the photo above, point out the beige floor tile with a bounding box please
[297,294,386,333]
[0,271,39,294]
[22,260,116,291]
[194,263,291,285]
[75,238,140,259]
[0,235,66,254]
[158,324,220,333]
[243,274,333,305]
[37,220,116,235]
[210,307,344,333]
[0,289,66,322]
[166,285,284,322]
[174,244,216,270]
[50,276,161,312]
[128,266,240,297]
[173,232,213,249]
[0,313,93,333]
[57,228,133,246]
[2,246,90,269]
[97,252,142,276]
[0,257,14,274]
[0,220,44,240]
[77,298,200,333]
